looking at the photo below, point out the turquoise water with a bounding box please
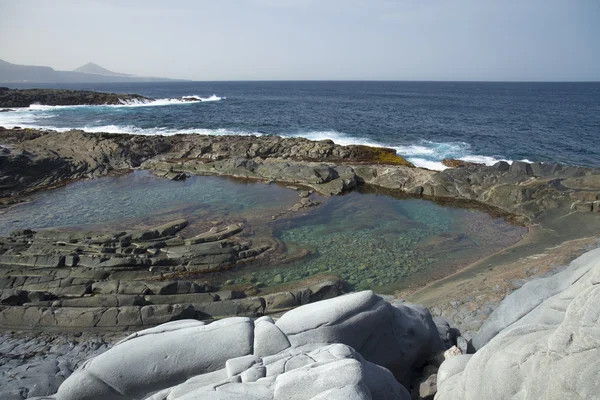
[0,171,300,235]
[215,189,525,292]
[0,173,526,293]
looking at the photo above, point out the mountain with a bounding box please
[0,59,184,83]
[73,62,133,77]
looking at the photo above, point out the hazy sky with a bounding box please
[0,0,598,81]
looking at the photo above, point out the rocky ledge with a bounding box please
[0,220,344,331]
[436,246,600,399]
[1,248,596,399]
[1,128,600,222]
[0,88,152,108]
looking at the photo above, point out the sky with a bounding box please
[0,0,598,81]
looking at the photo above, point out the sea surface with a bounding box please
[1,81,599,170]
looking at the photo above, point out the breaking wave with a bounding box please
[0,107,528,170]
[17,94,225,110]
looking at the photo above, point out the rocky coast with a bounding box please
[0,88,153,108]
[1,121,600,399]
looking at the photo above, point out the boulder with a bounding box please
[436,247,600,400]
[53,291,442,399]
[154,219,189,237]
[276,291,444,385]
[56,318,254,400]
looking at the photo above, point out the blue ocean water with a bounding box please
[1,81,599,170]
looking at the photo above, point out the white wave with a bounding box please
[457,155,503,165]
[197,94,224,102]
[120,94,224,106]
[78,125,260,136]
[393,144,436,156]
[407,158,449,171]
[16,94,224,110]
[0,111,530,171]
[390,140,515,171]
[0,110,44,127]
[0,123,262,137]
[280,130,385,148]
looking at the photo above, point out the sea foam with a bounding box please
[0,105,521,171]
[20,94,225,110]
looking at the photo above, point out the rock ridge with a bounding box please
[0,89,152,108]
[2,128,599,221]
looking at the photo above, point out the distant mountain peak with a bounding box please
[0,59,184,83]
[73,62,132,77]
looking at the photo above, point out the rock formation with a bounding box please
[0,122,599,399]
[0,89,152,108]
[0,220,344,331]
[2,128,599,222]
[48,291,444,400]
[436,247,600,400]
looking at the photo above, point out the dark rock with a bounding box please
[493,161,510,171]
[0,89,152,108]
[509,161,533,175]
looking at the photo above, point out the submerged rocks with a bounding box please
[436,247,600,400]
[52,291,443,400]
[0,219,346,330]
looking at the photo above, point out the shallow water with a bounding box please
[0,171,300,234]
[0,172,526,293]
[214,189,526,292]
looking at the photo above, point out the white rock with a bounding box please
[437,248,600,400]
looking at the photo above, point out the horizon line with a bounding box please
[3,79,600,84]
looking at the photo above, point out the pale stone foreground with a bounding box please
[51,291,443,400]
[31,247,600,400]
[437,247,600,399]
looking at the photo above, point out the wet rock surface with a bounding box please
[2,128,599,222]
[0,332,116,399]
[0,219,345,331]
[0,89,152,108]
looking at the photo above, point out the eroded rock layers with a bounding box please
[2,128,600,221]
[0,220,343,331]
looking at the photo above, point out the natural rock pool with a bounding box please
[0,171,527,293]
[216,188,527,293]
[0,171,301,234]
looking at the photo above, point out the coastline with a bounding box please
[405,225,599,333]
[1,127,598,306]
[0,92,599,399]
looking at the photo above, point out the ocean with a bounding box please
[1,81,599,170]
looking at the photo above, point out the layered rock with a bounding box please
[0,220,344,331]
[2,128,599,221]
[0,89,152,108]
[49,291,444,400]
[0,128,411,204]
[436,247,600,400]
